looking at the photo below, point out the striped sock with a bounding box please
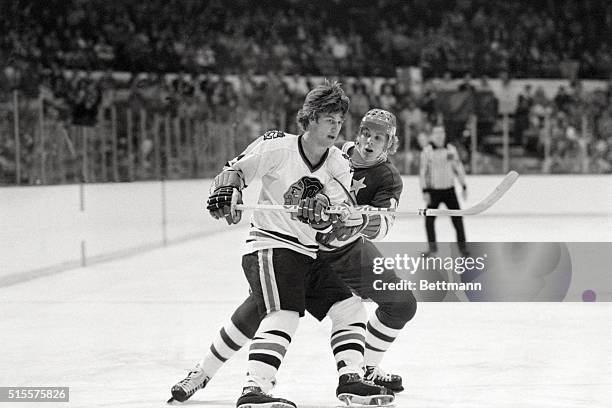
[245,310,299,393]
[328,297,367,376]
[364,311,402,367]
[198,296,261,378]
[331,323,366,376]
[199,319,251,377]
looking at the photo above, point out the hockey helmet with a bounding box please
[359,109,398,154]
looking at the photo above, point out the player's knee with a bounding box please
[376,294,417,329]
[327,296,367,329]
[262,310,300,336]
[231,295,262,339]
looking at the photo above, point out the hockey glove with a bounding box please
[207,186,243,225]
[330,212,367,241]
[296,193,332,229]
[207,170,244,225]
[317,212,366,244]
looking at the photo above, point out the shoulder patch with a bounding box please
[330,146,353,173]
[341,152,354,172]
[263,130,285,141]
[341,141,355,154]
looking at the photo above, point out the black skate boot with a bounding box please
[336,373,394,406]
[364,366,404,392]
[236,386,296,408]
[167,365,210,403]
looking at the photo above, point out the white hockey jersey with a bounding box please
[227,131,353,258]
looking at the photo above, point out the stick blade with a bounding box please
[459,170,519,215]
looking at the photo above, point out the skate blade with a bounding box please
[338,393,395,406]
[237,403,295,408]
[167,394,186,404]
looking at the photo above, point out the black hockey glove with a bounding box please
[207,170,244,225]
[296,193,332,229]
[207,186,243,225]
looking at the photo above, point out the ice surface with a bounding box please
[1,217,611,408]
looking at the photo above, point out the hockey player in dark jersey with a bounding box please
[313,109,416,392]
[169,109,415,403]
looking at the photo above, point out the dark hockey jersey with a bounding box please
[344,143,403,209]
[325,142,403,243]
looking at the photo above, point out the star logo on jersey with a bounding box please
[351,177,367,196]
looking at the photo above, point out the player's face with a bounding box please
[308,112,344,147]
[356,125,388,162]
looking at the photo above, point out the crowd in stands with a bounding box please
[2,0,612,81]
[2,0,612,183]
[2,68,612,184]
[511,80,612,173]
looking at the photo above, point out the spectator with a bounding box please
[554,85,572,114]
[378,82,397,112]
[398,97,424,150]
[348,82,371,130]
[71,76,102,127]
[497,71,516,117]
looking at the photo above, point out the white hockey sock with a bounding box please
[199,320,251,378]
[244,310,299,393]
[328,297,367,376]
[364,312,402,367]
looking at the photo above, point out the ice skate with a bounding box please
[336,373,394,406]
[364,366,404,393]
[236,386,296,408]
[167,365,210,403]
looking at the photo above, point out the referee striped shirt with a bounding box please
[419,143,466,191]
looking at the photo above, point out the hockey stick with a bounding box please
[236,171,518,217]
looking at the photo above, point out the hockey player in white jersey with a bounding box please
[173,82,392,408]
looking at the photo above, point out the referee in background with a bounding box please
[419,126,468,256]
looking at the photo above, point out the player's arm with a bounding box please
[317,160,375,243]
[221,135,269,185]
[207,135,279,224]
[359,198,399,241]
[358,170,402,241]
[326,164,403,242]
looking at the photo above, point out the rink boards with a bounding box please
[1,175,612,407]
